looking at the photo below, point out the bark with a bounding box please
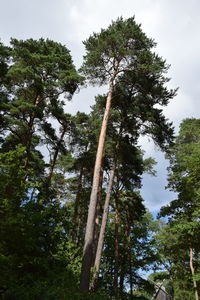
[92,165,104,267]
[189,247,199,300]
[119,273,124,292]
[80,75,116,292]
[24,95,41,169]
[72,167,83,245]
[48,128,66,181]
[114,193,120,296]
[90,163,116,290]
[125,207,133,298]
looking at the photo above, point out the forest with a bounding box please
[0,16,199,300]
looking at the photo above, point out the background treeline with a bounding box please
[0,17,199,300]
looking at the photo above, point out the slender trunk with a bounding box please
[93,204,100,262]
[189,247,199,300]
[92,165,104,267]
[90,163,116,290]
[48,128,66,181]
[72,167,83,245]
[129,254,133,298]
[80,76,115,292]
[119,272,124,292]
[125,207,133,299]
[114,193,120,297]
[24,95,41,169]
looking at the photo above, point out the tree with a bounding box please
[90,98,158,291]
[99,207,160,298]
[0,38,85,298]
[1,38,82,181]
[159,119,200,300]
[80,16,176,292]
[0,41,10,139]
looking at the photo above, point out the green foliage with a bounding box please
[81,16,155,85]
[156,120,200,299]
[9,38,83,97]
[160,119,200,246]
[80,15,175,295]
[0,38,83,182]
[0,145,27,199]
[100,210,159,295]
[0,17,176,298]
[0,38,84,299]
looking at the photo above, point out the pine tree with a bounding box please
[80,16,176,292]
[0,38,83,298]
[159,119,200,300]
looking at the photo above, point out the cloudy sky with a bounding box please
[1,0,200,212]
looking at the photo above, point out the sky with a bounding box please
[1,0,200,212]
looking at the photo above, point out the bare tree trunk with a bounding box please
[48,128,66,181]
[92,165,104,267]
[90,163,116,290]
[114,193,120,297]
[125,208,133,299]
[119,272,124,292]
[189,247,199,300]
[72,167,83,245]
[24,95,41,170]
[80,76,115,292]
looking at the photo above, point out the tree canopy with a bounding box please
[1,17,198,300]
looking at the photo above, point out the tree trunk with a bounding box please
[90,163,116,290]
[24,95,41,169]
[189,247,199,300]
[119,272,124,292]
[92,165,104,267]
[80,76,115,292]
[72,167,83,245]
[48,128,66,181]
[125,207,133,299]
[114,193,120,297]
